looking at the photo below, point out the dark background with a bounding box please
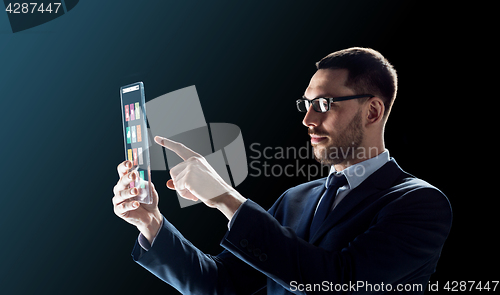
[0,1,491,294]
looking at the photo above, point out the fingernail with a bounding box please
[131,187,138,195]
[132,201,139,208]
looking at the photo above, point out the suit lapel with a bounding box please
[309,159,403,244]
[295,184,325,239]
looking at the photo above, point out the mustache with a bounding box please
[308,128,329,137]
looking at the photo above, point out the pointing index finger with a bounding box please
[154,136,200,160]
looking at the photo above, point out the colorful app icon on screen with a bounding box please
[135,102,140,120]
[139,170,145,188]
[133,148,138,166]
[136,125,142,142]
[138,147,144,165]
[130,104,135,121]
[131,126,137,143]
[126,127,131,144]
[128,149,133,162]
[125,105,130,122]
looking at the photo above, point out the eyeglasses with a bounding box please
[296,94,374,113]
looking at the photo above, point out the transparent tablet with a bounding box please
[120,82,153,204]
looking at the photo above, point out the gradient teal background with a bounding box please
[0,1,490,294]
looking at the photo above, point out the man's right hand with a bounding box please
[113,160,163,244]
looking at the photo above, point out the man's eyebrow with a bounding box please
[302,93,336,99]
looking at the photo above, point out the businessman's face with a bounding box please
[303,69,365,166]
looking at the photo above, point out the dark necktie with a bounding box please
[309,174,348,239]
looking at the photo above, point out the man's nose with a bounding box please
[302,106,321,127]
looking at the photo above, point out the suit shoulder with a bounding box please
[395,175,448,199]
[386,175,452,219]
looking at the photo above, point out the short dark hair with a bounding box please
[316,47,397,118]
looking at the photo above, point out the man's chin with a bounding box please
[313,146,331,164]
[312,144,344,166]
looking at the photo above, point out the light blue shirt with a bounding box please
[315,149,390,215]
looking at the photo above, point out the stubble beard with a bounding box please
[311,109,364,166]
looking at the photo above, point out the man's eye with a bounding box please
[318,99,329,112]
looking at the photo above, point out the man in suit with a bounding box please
[112,47,452,294]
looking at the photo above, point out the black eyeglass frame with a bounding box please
[296,94,374,113]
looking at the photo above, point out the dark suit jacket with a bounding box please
[131,159,452,294]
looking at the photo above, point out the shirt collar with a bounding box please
[325,149,390,190]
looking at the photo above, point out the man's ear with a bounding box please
[366,97,385,124]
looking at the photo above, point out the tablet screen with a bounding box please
[120,82,152,204]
